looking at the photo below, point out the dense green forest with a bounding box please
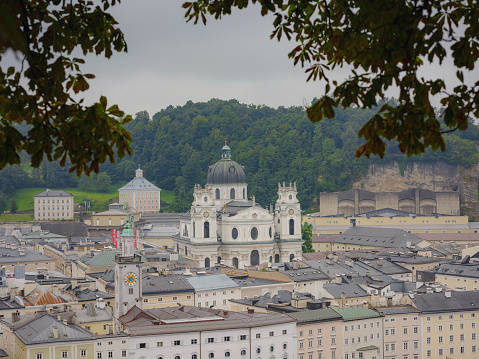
[1,99,478,212]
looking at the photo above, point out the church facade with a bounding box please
[173,145,303,269]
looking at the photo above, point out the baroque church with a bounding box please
[173,145,303,269]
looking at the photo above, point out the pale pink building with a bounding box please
[118,167,161,213]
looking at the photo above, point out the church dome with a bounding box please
[206,145,246,184]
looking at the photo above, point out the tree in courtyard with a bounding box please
[0,0,132,175]
[183,0,479,158]
[301,221,314,253]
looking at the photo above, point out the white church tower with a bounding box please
[114,216,142,332]
[275,182,302,240]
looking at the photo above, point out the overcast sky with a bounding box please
[78,0,350,117]
[5,0,477,119]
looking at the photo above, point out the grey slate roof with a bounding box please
[74,289,114,302]
[231,290,293,308]
[121,306,294,336]
[323,282,369,299]
[304,258,384,278]
[74,305,113,323]
[186,273,239,292]
[335,227,424,248]
[0,247,52,263]
[410,291,479,313]
[287,308,342,324]
[34,189,73,197]
[142,274,194,295]
[0,299,24,311]
[281,267,330,282]
[360,258,412,275]
[426,263,479,279]
[118,175,160,191]
[15,314,95,345]
[377,306,418,315]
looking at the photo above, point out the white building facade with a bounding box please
[34,189,74,220]
[173,145,303,269]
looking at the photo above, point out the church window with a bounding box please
[193,222,195,237]
[289,219,294,235]
[230,188,235,199]
[204,197,207,202]
[204,222,210,238]
[243,188,245,199]
[233,257,239,268]
[289,195,292,200]
[232,228,238,239]
[290,254,295,262]
[216,189,220,199]
[269,227,272,238]
[205,258,210,268]
[251,227,258,240]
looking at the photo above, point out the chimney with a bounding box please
[292,258,300,270]
[445,290,452,298]
[0,240,5,248]
[96,298,106,310]
[247,308,254,314]
[18,247,25,256]
[11,311,20,323]
[51,284,58,296]
[377,258,383,266]
[10,288,17,302]
[53,326,59,339]
[335,274,342,284]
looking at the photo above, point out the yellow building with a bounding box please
[140,274,195,309]
[424,263,479,291]
[305,212,473,235]
[402,291,479,359]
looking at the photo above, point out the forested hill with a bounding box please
[117,99,479,211]
[1,99,478,212]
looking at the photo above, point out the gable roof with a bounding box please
[332,307,382,321]
[287,308,342,324]
[142,274,194,295]
[118,176,160,191]
[34,189,73,198]
[186,274,239,292]
[335,227,424,248]
[409,291,479,313]
[15,314,95,345]
[323,282,369,299]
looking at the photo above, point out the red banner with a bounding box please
[134,230,138,249]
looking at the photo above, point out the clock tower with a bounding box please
[114,215,142,332]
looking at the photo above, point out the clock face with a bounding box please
[124,272,138,286]
[289,209,294,215]
[203,211,209,218]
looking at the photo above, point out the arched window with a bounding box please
[290,254,295,262]
[243,188,245,199]
[193,221,195,237]
[251,227,258,240]
[283,344,287,350]
[225,352,231,357]
[192,355,198,359]
[230,188,235,199]
[256,348,261,354]
[269,227,272,238]
[270,345,274,352]
[217,256,222,264]
[185,246,188,255]
[275,254,280,263]
[232,257,239,268]
[289,219,294,235]
[175,356,180,359]
[209,353,215,359]
[204,222,210,238]
[241,350,246,356]
[250,250,259,266]
[215,189,220,199]
[205,258,210,268]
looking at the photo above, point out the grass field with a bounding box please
[11,185,175,211]
[0,214,34,221]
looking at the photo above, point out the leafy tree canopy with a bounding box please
[183,0,479,158]
[0,0,132,175]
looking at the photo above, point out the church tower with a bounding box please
[114,216,142,332]
[275,182,302,240]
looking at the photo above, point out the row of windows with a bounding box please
[426,333,477,343]
[136,199,158,203]
[427,345,477,356]
[299,350,337,359]
[39,206,70,210]
[344,334,381,345]
[426,323,476,332]
[385,341,419,351]
[385,327,419,335]
[36,350,127,359]
[38,199,71,204]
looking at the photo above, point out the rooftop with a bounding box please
[34,189,73,198]
[332,307,382,321]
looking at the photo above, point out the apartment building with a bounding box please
[34,189,74,220]
[288,308,343,359]
[402,290,479,359]
[118,305,297,359]
[378,306,422,359]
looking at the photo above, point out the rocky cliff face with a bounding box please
[352,161,479,217]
